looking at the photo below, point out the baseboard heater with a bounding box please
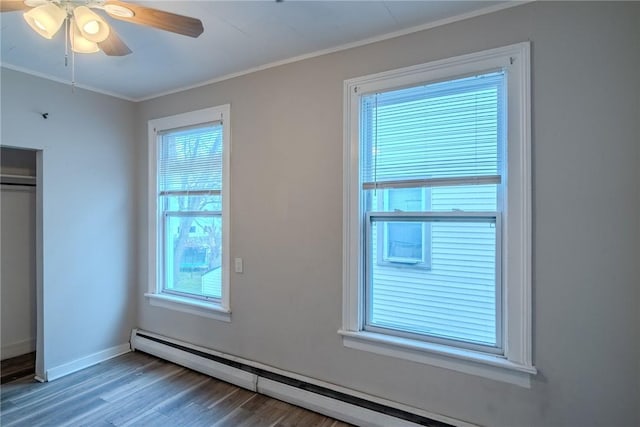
[131,329,470,427]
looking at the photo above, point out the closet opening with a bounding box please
[1,146,39,383]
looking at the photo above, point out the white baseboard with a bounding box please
[258,377,422,427]
[1,338,36,360]
[131,333,256,391]
[130,329,475,427]
[46,343,131,382]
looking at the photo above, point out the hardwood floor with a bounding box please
[0,351,354,427]
[1,352,35,385]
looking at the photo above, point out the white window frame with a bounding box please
[340,43,535,387]
[146,105,231,322]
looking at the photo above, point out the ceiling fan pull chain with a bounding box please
[63,15,75,92]
[64,17,69,67]
[71,48,76,92]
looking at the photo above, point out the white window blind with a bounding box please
[361,71,504,351]
[361,71,504,190]
[159,123,223,198]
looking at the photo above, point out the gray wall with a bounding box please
[136,3,640,426]
[0,70,138,376]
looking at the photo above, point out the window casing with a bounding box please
[341,43,534,386]
[147,106,231,321]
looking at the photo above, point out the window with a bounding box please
[341,44,535,386]
[377,188,431,268]
[147,106,231,321]
[364,70,503,351]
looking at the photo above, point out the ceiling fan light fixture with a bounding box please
[70,20,100,54]
[103,4,134,18]
[23,3,66,39]
[73,6,110,43]
[83,20,100,35]
[23,0,49,8]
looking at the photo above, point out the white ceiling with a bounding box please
[0,1,508,101]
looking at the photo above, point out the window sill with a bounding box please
[145,293,231,322]
[338,329,536,387]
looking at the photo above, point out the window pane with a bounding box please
[380,187,428,264]
[386,222,423,260]
[368,218,497,346]
[388,187,422,211]
[164,214,222,299]
[430,184,497,211]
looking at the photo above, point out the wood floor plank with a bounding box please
[0,352,35,384]
[1,356,164,425]
[119,409,172,426]
[209,388,259,425]
[3,364,161,426]
[72,367,202,426]
[112,370,207,424]
[234,395,292,427]
[155,377,234,416]
[275,405,339,427]
[317,418,344,427]
[158,383,242,427]
[116,374,210,426]
[1,351,154,403]
[28,396,108,427]
[0,351,354,427]
[166,402,219,427]
[162,389,257,427]
[98,358,186,402]
[214,393,278,427]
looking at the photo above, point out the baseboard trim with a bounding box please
[1,338,36,361]
[131,329,475,427]
[46,343,131,382]
[131,333,256,391]
[258,377,424,427]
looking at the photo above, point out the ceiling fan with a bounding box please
[0,0,204,56]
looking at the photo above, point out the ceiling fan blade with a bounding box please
[98,29,132,56]
[104,1,204,38]
[0,0,30,12]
